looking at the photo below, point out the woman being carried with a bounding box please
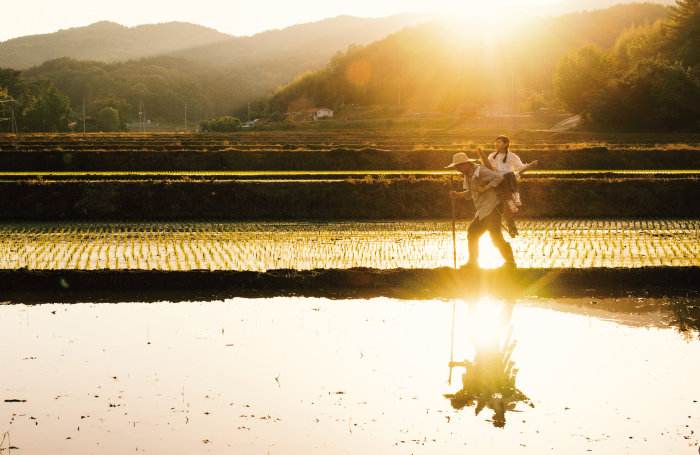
[486,135,538,213]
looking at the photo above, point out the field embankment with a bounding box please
[1,132,700,171]
[0,177,697,220]
[1,267,697,301]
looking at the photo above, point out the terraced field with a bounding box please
[2,132,699,173]
[0,219,696,271]
[0,170,697,182]
[2,131,700,150]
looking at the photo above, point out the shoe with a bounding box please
[507,199,518,213]
[514,193,522,206]
[459,262,479,270]
[508,225,519,238]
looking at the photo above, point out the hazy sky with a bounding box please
[1,0,563,42]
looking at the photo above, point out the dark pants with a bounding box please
[467,206,515,265]
[496,172,518,237]
[500,172,519,196]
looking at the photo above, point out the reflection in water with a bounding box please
[445,300,533,427]
[1,297,698,454]
[671,299,700,340]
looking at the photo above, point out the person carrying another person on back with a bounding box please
[486,135,538,213]
[447,152,516,269]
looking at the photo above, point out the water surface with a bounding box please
[1,297,698,454]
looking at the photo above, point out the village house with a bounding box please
[307,107,333,121]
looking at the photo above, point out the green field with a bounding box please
[0,219,696,271]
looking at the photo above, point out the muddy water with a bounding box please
[1,297,698,454]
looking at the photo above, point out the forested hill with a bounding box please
[543,0,675,14]
[0,21,230,69]
[20,56,253,126]
[169,14,438,69]
[0,15,433,70]
[267,3,670,115]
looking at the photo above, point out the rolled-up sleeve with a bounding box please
[510,153,527,172]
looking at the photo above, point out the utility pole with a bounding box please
[11,101,16,134]
[82,97,86,133]
[138,100,143,133]
[248,102,251,122]
[0,99,18,134]
[398,81,401,107]
[184,103,187,131]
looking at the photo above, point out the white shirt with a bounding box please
[488,151,526,174]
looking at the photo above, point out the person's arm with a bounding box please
[450,190,471,200]
[476,168,503,192]
[510,153,527,172]
[515,159,539,178]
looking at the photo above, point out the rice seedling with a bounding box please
[0,219,695,271]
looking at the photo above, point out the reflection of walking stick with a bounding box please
[450,174,457,269]
[448,300,456,385]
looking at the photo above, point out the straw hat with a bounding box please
[445,152,479,168]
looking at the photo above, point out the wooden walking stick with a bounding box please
[449,173,457,384]
[450,174,457,269]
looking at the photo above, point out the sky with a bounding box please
[0,0,565,42]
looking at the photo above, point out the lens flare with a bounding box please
[346,59,373,86]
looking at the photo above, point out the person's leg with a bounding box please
[503,172,519,194]
[496,183,518,237]
[485,209,516,266]
[504,172,522,206]
[466,215,487,266]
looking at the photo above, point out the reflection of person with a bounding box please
[445,303,533,428]
[447,152,516,269]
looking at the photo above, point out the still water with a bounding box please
[1,297,698,454]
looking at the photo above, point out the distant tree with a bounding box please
[268,111,284,122]
[95,107,120,131]
[589,58,700,131]
[197,119,210,132]
[519,94,547,112]
[0,68,29,98]
[97,95,132,130]
[21,85,73,132]
[205,116,240,132]
[613,20,667,70]
[665,0,700,68]
[553,45,619,114]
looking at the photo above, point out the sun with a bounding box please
[439,0,550,43]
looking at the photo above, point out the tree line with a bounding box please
[264,3,672,120]
[0,56,262,132]
[554,0,700,131]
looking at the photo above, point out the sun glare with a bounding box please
[466,297,511,347]
[478,235,505,269]
[445,2,525,44]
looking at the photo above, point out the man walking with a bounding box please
[447,152,516,269]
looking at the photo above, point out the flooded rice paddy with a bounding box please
[0,219,697,271]
[1,296,698,454]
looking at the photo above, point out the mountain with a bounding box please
[169,14,437,68]
[543,0,676,15]
[0,21,231,69]
[0,14,435,71]
[267,3,671,114]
